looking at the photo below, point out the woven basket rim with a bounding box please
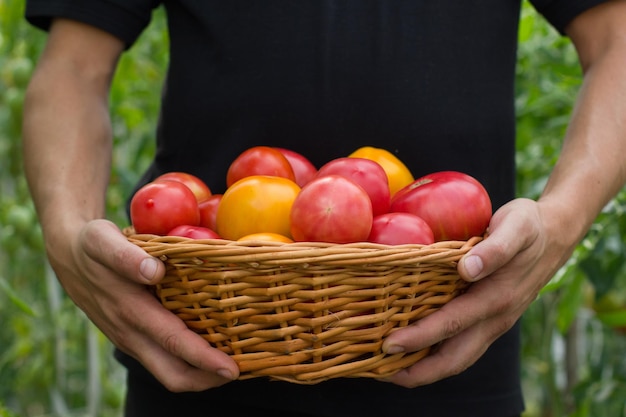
[125,229,481,267]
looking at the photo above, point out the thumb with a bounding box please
[81,219,166,284]
[457,204,532,282]
[458,230,519,282]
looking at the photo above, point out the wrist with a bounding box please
[536,195,592,254]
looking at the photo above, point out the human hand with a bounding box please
[381,198,573,387]
[49,219,240,392]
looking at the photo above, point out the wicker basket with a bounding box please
[126,231,480,384]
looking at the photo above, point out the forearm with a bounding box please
[22,19,123,244]
[23,66,113,240]
[538,25,626,247]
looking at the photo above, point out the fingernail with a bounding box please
[217,368,235,380]
[464,255,483,280]
[139,258,159,282]
[384,344,405,355]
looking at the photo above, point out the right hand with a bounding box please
[53,219,240,392]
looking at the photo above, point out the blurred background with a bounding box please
[1,1,625,416]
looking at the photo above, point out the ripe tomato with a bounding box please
[290,175,373,243]
[226,146,296,188]
[216,175,300,240]
[275,147,318,187]
[155,172,212,202]
[167,225,221,239]
[390,171,492,241]
[348,146,414,196]
[130,180,200,235]
[367,212,434,245]
[198,194,222,231]
[237,232,294,243]
[316,157,390,216]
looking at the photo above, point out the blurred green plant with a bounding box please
[1,0,624,416]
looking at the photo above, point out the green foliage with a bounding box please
[0,0,624,416]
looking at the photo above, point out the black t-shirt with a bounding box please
[25,1,607,416]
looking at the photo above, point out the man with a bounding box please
[22,1,626,416]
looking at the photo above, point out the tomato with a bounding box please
[367,212,434,245]
[348,146,414,196]
[226,146,296,188]
[155,172,212,202]
[216,175,300,240]
[198,194,222,231]
[290,175,373,243]
[390,171,492,241]
[130,180,200,235]
[237,232,294,243]
[167,225,221,239]
[316,157,390,216]
[275,147,318,187]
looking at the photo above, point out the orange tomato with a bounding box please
[216,176,300,240]
[237,232,294,243]
[348,146,414,196]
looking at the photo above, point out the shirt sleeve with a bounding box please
[530,0,610,35]
[25,0,162,48]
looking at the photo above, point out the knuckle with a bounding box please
[162,332,183,357]
[161,377,190,393]
[441,317,465,339]
[449,358,472,376]
[488,239,510,266]
[491,314,518,338]
[111,244,138,270]
[491,290,516,315]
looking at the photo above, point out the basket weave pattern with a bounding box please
[126,233,480,384]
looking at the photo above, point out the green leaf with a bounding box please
[555,270,586,334]
[579,235,625,299]
[517,8,535,43]
[0,277,37,317]
[596,310,626,328]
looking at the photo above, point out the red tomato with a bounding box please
[275,147,318,187]
[167,225,221,239]
[367,212,434,245]
[226,146,296,188]
[130,180,200,235]
[390,171,492,241]
[316,157,390,216]
[198,194,222,231]
[290,175,373,243]
[155,172,211,202]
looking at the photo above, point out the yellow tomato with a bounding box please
[237,232,294,243]
[348,146,414,196]
[216,175,300,240]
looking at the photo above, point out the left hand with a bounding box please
[381,197,572,387]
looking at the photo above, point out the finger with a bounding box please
[382,290,479,354]
[382,278,515,354]
[381,279,521,387]
[116,292,240,392]
[383,322,492,388]
[80,219,165,284]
